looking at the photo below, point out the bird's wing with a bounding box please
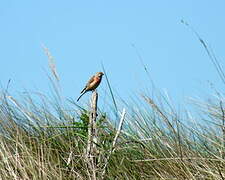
[80,75,95,93]
[87,75,95,85]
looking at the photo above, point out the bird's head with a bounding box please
[96,72,104,78]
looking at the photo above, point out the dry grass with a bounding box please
[0,86,224,180]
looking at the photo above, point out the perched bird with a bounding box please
[77,72,104,102]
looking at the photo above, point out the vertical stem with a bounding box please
[86,90,98,180]
[92,90,98,156]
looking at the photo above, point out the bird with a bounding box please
[77,72,104,102]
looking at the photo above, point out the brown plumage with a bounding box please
[77,72,104,102]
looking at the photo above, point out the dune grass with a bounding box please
[0,83,224,180]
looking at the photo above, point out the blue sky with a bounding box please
[1,1,225,106]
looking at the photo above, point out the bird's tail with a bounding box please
[80,86,86,94]
[77,91,86,102]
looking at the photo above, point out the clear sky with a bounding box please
[1,1,225,106]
